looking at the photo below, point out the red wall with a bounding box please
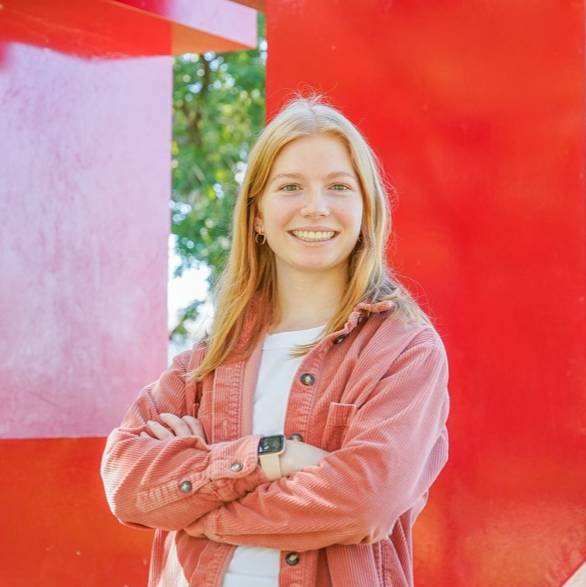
[264,1,586,585]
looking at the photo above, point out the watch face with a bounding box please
[258,434,285,455]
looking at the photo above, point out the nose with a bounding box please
[301,188,330,217]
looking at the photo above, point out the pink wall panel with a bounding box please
[264,1,586,585]
[0,0,260,438]
[0,41,172,439]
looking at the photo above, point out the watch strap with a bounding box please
[258,452,282,480]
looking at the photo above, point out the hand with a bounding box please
[141,413,206,441]
[279,440,330,477]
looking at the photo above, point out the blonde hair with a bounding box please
[187,92,433,383]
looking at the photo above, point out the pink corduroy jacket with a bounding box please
[100,298,450,587]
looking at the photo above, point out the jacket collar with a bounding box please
[234,295,396,356]
[341,299,397,332]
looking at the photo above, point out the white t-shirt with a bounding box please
[220,322,327,587]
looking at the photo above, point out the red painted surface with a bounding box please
[0,0,172,57]
[264,1,586,585]
[0,438,152,586]
[0,0,256,57]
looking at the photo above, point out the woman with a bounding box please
[101,93,450,587]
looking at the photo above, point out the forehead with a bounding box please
[269,134,355,176]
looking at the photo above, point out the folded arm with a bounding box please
[184,331,450,552]
[100,349,270,532]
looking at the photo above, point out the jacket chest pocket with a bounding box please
[320,402,358,452]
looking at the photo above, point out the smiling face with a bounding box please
[254,133,364,279]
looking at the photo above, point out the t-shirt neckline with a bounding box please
[262,323,327,350]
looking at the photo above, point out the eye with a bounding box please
[278,183,352,193]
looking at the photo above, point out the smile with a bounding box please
[288,230,339,243]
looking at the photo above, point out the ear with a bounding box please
[253,215,263,233]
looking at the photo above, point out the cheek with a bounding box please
[335,203,363,229]
[265,201,296,229]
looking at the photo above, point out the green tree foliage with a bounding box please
[170,13,266,342]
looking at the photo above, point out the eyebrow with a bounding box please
[270,171,358,184]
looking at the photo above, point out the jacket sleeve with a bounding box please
[100,349,270,532]
[183,330,450,551]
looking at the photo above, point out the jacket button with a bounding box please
[334,334,346,344]
[179,480,192,493]
[285,551,300,565]
[289,432,303,441]
[230,462,243,472]
[300,373,315,386]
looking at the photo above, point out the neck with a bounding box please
[269,264,348,333]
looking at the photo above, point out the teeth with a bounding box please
[291,230,336,242]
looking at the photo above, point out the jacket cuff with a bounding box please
[208,434,271,501]
[135,434,270,514]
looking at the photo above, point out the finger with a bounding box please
[182,415,205,439]
[147,420,173,440]
[139,431,151,438]
[160,412,192,437]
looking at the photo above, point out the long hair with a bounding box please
[187,92,432,383]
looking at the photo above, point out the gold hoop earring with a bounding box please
[255,232,266,245]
